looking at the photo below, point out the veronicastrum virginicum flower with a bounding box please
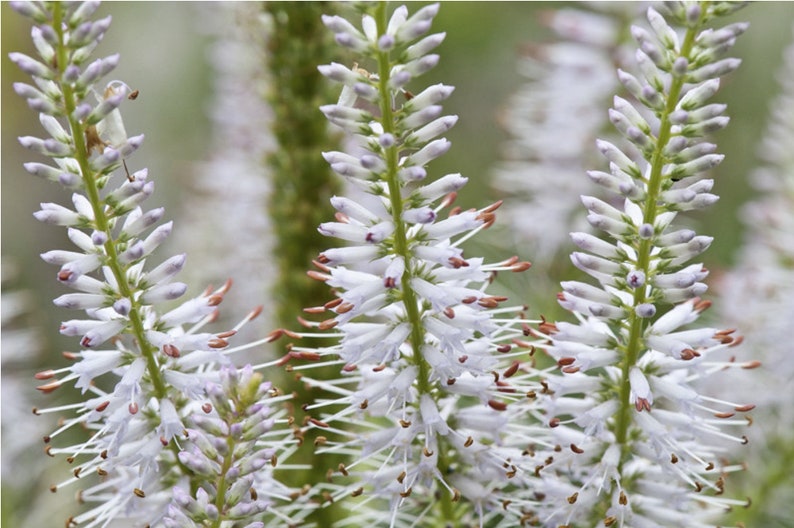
[533,3,758,527]
[11,2,299,526]
[271,4,548,526]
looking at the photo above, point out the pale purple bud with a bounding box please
[320,103,370,123]
[117,134,144,157]
[113,298,131,316]
[365,221,394,243]
[121,207,165,237]
[669,109,689,125]
[663,236,713,265]
[69,1,101,25]
[31,26,55,63]
[320,246,379,265]
[91,230,107,245]
[682,116,730,136]
[38,114,69,143]
[406,115,457,144]
[9,52,52,79]
[415,173,467,202]
[617,69,643,101]
[632,26,665,67]
[407,138,450,167]
[588,302,625,320]
[330,161,371,180]
[647,8,678,49]
[402,104,443,129]
[686,4,702,25]
[330,195,380,223]
[678,79,721,110]
[587,213,631,236]
[140,221,173,256]
[178,449,217,477]
[641,84,664,110]
[654,265,707,289]
[75,54,119,91]
[405,32,445,60]
[561,281,613,304]
[657,229,696,246]
[378,34,395,50]
[9,1,50,23]
[635,303,656,318]
[408,84,454,111]
[69,16,112,48]
[673,57,689,76]
[53,293,106,310]
[90,147,120,172]
[571,252,623,276]
[389,70,412,90]
[596,139,640,178]
[422,211,480,240]
[378,133,395,148]
[353,82,378,101]
[318,62,361,85]
[116,180,155,212]
[689,103,727,122]
[334,32,368,52]
[384,256,405,288]
[86,93,122,125]
[18,136,72,157]
[670,142,716,163]
[570,232,620,259]
[402,54,439,78]
[398,166,427,181]
[141,282,187,304]
[360,154,386,173]
[63,64,81,83]
[638,223,654,239]
[238,455,268,477]
[696,23,748,48]
[226,476,255,508]
[120,241,145,264]
[636,49,664,84]
[661,282,708,303]
[146,254,187,285]
[668,154,724,179]
[627,270,646,288]
[395,3,439,42]
[73,103,92,121]
[33,203,79,226]
[403,207,436,224]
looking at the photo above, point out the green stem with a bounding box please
[373,3,455,521]
[614,5,707,448]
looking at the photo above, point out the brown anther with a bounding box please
[309,417,329,428]
[36,380,62,393]
[451,488,461,502]
[311,259,331,273]
[101,450,108,459]
[549,417,561,428]
[334,211,350,223]
[635,398,652,412]
[399,487,412,498]
[336,463,349,476]
[216,330,237,339]
[372,363,386,372]
[506,465,517,478]
[461,296,478,304]
[448,256,467,268]
[464,436,474,448]
[342,364,357,372]
[511,260,532,272]
[526,390,537,399]
[127,89,139,100]
[714,411,735,418]
[567,492,578,504]
[271,454,278,467]
[443,307,455,319]
[619,491,627,505]
[693,298,712,312]
[604,516,617,527]
[250,488,258,500]
[730,335,744,347]
[399,419,411,428]
[671,453,678,463]
[314,436,327,447]
[324,297,343,309]
[459,355,469,363]
[488,399,507,411]
[35,370,55,380]
[446,378,456,385]
[206,295,223,307]
[95,401,110,412]
[534,465,544,477]
[129,402,139,415]
[307,270,331,282]
[162,344,180,358]
[557,357,576,367]
[741,435,749,445]
[208,338,228,348]
[497,344,512,353]
[504,360,521,378]
[384,277,397,289]
[351,487,364,497]
[742,360,761,369]
[50,484,57,493]
[746,415,754,426]
[316,254,331,265]
[318,319,338,330]
[57,269,73,282]
[439,191,457,209]
[735,404,755,412]
[483,200,503,213]
[359,399,368,410]
[336,302,354,314]
[133,488,146,498]
[423,447,433,457]
[679,348,700,360]
[537,317,558,335]
[562,365,581,374]
[62,351,78,360]
[45,445,54,457]
[265,329,285,342]
[478,297,499,308]
[66,456,75,464]
[396,471,406,484]
[570,444,584,454]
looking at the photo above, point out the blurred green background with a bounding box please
[3,2,794,525]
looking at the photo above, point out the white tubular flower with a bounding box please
[537,3,755,526]
[12,3,296,527]
[278,4,543,526]
[715,26,794,526]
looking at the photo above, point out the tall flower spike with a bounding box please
[283,4,543,526]
[12,3,297,526]
[537,3,754,526]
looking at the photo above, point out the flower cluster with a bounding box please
[534,3,757,526]
[11,3,295,526]
[280,4,543,525]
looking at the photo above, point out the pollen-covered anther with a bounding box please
[570,444,584,454]
[464,436,474,447]
[567,492,578,504]
[162,344,180,358]
[133,488,145,498]
[679,348,701,360]
[397,470,406,483]
[448,256,468,268]
[422,447,433,457]
[504,360,520,378]
[36,380,61,393]
[619,491,627,505]
[318,319,339,330]
[400,487,413,498]
[635,398,652,412]
[399,419,412,428]
[443,307,455,319]
[605,516,617,527]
